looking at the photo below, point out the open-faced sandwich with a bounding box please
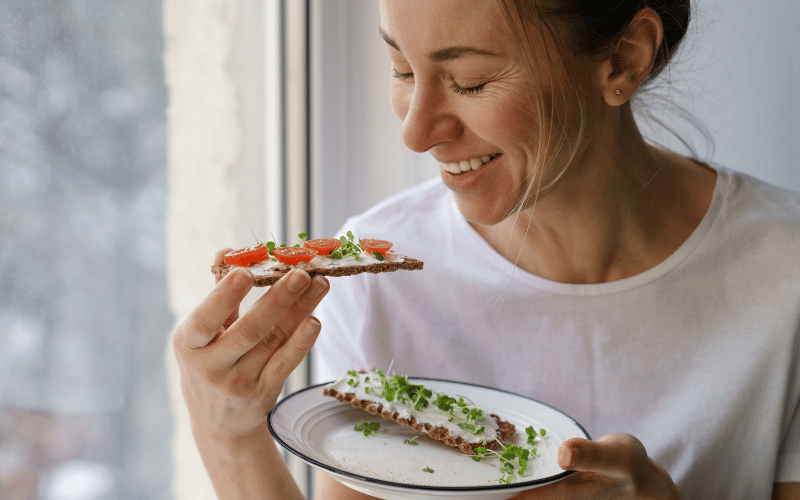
[212,232,423,286]
[323,369,516,455]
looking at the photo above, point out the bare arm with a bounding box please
[195,421,303,500]
[314,473,379,500]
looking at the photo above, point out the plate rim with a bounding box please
[268,377,591,493]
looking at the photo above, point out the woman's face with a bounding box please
[380,0,586,225]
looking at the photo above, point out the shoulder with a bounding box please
[720,167,800,221]
[715,167,800,236]
[706,167,800,271]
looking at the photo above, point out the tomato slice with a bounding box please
[272,246,318,264]
[224,244,271,266]
[360,238,393,256]
[303,238,342,255]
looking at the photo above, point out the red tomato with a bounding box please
[360,238,393,256]
[223,244,270,266]
[303,238,342,255]
[272,246,318,264]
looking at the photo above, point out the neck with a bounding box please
[473,105,716,284]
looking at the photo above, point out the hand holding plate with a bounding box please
[510,433,682,500]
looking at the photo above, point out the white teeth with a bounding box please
[439,153,498,174]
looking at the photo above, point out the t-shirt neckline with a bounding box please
[450,166,729,296]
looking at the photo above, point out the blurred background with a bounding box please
[0,0,172,499]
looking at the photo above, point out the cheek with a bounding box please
[483,92,539,149]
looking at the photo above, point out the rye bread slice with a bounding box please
[323,387,516,455]
[212,256,424,287]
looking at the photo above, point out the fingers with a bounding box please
[558,434,645,476]
[215,248,234,263]
[177,267,254,349]
[235,275,329,374]
[213,248,241,327]
[261,315,322,388]
[214,269,326,364]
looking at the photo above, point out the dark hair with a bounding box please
[515,0,691,83]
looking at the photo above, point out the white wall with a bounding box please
[310,0,800,240]
[645,0,800,190]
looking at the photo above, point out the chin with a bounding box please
[452,196,514,227]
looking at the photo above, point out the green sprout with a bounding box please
[472,426,546,484]
[353,421,380,437]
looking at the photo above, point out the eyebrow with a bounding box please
[378,27,498,62]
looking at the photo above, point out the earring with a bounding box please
[615,89,621,95]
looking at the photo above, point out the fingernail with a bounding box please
[559,445,579,469]
[287,270,310,293]
[303,318,320,337]
[231,269,253,291]
[308,276,329,299]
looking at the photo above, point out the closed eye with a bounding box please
[451,81,486,95]
[392,66,486,96]
[391,67,413,81]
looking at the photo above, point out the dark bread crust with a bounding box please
[212,257,424,287]
[323,387,516,455]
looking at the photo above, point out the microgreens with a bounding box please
[353,420,380,437]
[342,368,548,484]
[333,231,366,261]
[403,436,419,446]
[345,370,489,437]
[472,426,546,484]
[430,394,487,436]
[422,466,434,473]
[250,229,263,246]
[249,232,311,260]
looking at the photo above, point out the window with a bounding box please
[0,0,172,499]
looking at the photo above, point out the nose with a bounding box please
[398,83,462,153]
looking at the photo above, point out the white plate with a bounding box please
[269,378,590,500]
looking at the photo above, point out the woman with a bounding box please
[171,0,800,498]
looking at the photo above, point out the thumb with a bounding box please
[558,434,645,474]
[262,316,321,383]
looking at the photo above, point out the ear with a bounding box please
[599,8,664,106]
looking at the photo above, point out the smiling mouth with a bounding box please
[438,153,500,175]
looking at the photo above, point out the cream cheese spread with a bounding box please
[326,370,500,444]
[246,251,405,277]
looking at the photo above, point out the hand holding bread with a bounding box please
[172,249,330,443]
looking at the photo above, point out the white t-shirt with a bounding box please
[312,167,800,498]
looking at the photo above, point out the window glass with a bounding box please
[0,1,172,499]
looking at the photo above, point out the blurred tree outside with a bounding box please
[0,0,173,499]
